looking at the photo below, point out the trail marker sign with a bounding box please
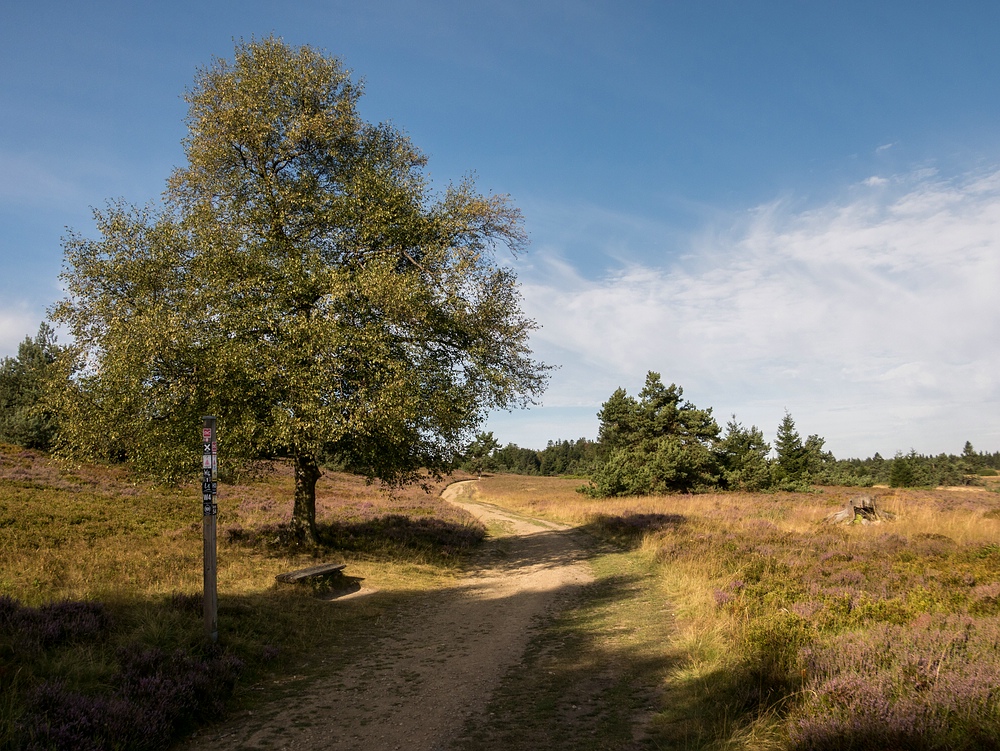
[202,416,218,642]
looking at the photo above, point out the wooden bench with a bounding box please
[275,562,347,584]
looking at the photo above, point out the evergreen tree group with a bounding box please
[456,371,998,496]
[0,324,62,450]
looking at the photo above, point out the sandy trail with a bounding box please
[181,480,594,751]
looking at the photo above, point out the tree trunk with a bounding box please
[292,453,321,545]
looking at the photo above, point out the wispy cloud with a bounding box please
[513,168,1000,456]
[0,148,163,212]
[0,307,40,357]
[0,152,87,207]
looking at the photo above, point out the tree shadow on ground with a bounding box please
[184,567,672,750]
[464,526,594,574]
[4,569,456,751]
[578,512,687,550]
[320,514,485,557]
[451,569,680,751]
[221,514,486,562]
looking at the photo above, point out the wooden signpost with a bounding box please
[202,416,218,642]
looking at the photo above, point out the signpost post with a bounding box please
[202,416,218,642]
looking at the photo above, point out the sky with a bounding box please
[1,1,998,457]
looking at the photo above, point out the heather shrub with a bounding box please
[18,644,243,750]
[789,615,1000,750]
[611,487,1000,746]
[18,681,141,751]
[321,514,486,558]
[21,600,112,649]
[466,476,1000,748]
[1,448,487,749]
[224,513,486,561]
[3,596,243,751]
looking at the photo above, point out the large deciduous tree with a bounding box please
[51,38,548,544]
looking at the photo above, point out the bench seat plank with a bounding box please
[275,563,346,584]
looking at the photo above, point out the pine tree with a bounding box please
[0,323,63,450]
[588,372,720,496]
[773,410,807,483]
[717,417,772,491]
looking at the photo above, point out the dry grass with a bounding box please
[475,474,1000,545]
[0,445,483,749]
[0,446,479,606]
[471,474,1000,750]
[8,457,1000,750]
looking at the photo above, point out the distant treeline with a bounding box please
[459,371,999,495]
[3,337,996,495]
[465,436,1000,488]
[479,437,602,477]
[822,447,1000,488]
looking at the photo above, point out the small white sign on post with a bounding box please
[202,416,218,642]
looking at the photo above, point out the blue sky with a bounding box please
[2,1,999,457]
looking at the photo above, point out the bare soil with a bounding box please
[181,481,594,750]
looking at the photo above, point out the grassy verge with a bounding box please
[0,445,481,750]
[453,540,676,751]
[472,474,1000,750]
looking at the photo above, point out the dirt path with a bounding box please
[182,481,594,751]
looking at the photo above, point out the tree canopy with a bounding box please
[717,417,771,492]
[582,377,844,496]
[585,372,721,496]
[771,410,832,489]
[447,377,997,492]
[0,323,63,450]
[50,38,548,543]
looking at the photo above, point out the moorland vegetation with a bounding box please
[460,371,999,494]
[4,443,1000,750]
[473,474,1000,750]
[0,444,482,749]
[1,32,999,751]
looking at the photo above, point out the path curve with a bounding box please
[182,480,593,751]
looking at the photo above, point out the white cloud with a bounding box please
[863,175,889,187]
[511,168,1000,456]
[0,307,41,358]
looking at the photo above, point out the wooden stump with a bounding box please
[824,494,895,525]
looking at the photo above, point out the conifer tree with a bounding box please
[588,372,720,496]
